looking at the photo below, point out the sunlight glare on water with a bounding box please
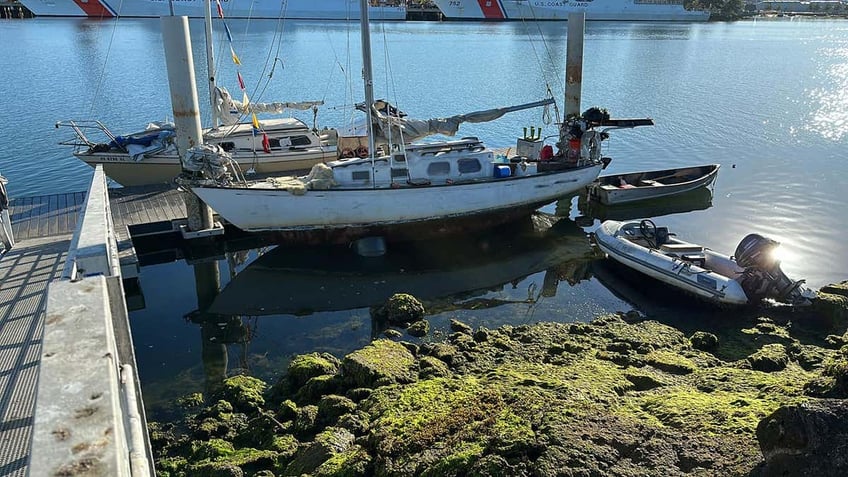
[806,45,848,141]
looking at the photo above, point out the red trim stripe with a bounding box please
[476,0,505,19]
[72,0,115,17]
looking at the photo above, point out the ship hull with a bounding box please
[18,0,407,20]
[432,0,709,22]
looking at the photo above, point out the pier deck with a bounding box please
[0,183,184,476]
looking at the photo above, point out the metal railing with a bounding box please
[29,165,154,477]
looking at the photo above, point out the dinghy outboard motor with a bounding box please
[734,234,814,305]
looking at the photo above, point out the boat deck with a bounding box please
[0,183,185,476]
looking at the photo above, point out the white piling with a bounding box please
[565,12,585,119]
[161,15,214,232]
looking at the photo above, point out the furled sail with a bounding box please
[364,98,555,143]
[212,86,324,126]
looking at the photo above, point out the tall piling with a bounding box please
[161,15,214,232]
[565,12,585,119]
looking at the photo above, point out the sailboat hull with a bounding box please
[192,164,602,239]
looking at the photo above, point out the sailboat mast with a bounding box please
[358,0,377,160]
[204,0,218,127]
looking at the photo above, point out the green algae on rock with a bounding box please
[151,287,848,477]
[219,375,266,412]
[341,339,417,388]
[373,293,426,325]
[407,320,430,338]
[286,353,341,388]
[690,331,719,351]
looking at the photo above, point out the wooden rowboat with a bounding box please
[587,164,719,205]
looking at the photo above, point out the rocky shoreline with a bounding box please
[150,282,848,476]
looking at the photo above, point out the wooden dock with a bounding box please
[0,182,185,476]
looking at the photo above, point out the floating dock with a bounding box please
[0,170,187,476]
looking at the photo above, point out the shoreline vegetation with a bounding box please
[151,282,848,476]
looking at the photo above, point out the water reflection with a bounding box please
[205,213,595,319]
[806,45,848,141]
[133,213,600,413]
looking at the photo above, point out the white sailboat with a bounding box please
[56,0,339,187]
[182,7,653,243]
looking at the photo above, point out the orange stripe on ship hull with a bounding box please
[476,0,505,19]
[72,0,114,17]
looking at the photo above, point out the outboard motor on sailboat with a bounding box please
[734,234,815,305]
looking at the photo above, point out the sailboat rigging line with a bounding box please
[251,1,289,103]
[378,21,406,152]
[268,57,283,80]
[320,35,346,104]
[88,5,123,118]
[520,17,565,125]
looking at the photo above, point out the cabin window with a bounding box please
[427,162,451,176]
[392,153,406,163]
[220,142,235,152]
[268,137,291,149]
[391,168,408,178]
[352,171,371,181]
[457,158,482,174]
[290,135,312,147]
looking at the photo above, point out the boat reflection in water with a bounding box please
[577,185,714,223]
[147,212,598,407]
[206,212,596,323]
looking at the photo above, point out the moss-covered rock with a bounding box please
[813,284,848,320]
[407,319,430,338]
[276,399,298,422]
[287,353,341,388]
[425,342,458,365]
[377,293,426,324]
[191,438,235,461]
[747,344,789,372]
[450,319,473,335]
[317,395,357,425]
[341,339,417,388]
[284,427,356,476]
[219,376,266,412]
[756,400,848,476]
[805,350,848,398]
[178,392,205,409]
[187,461,244,477]
[645,350,696,375]
[187,437,278,476]
[345,388,373,403]
[296,374,342,403]
[293,405,319,438]
[313,444,372,477]
[690,331,719,351]
[191,404,250,441]
[154,299,848,477]
[820,281,848,298]
[419,355,452,379]
[624,371,665,392]
[271,434,299,458]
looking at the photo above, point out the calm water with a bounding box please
[1,17,847,413]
